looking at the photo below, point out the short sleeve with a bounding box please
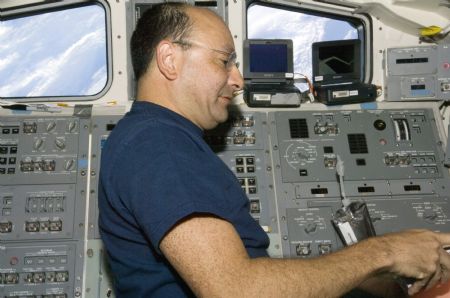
[115,126,237,254]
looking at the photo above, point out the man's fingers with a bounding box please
[440,264,450,285]
[440,248,450,267]
[425,268,442,291]
[409,278,430,296]
[409,249,450,295]
[439,249,450,284]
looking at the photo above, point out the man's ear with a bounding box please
[155,40,179,80]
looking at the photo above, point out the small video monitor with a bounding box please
[243,39,294,81]
[312,39,361,86]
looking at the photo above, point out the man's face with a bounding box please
[175,9,244,130]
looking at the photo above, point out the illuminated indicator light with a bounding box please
[10,256,18,266]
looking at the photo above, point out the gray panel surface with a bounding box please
[385,44,450,101]
[0,110,90,298]
[268,108,450,257]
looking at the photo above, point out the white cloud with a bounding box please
[0,25,13,52]
[0,25,12,38]
[0,52,19,72]
[83,65,107,95]
[344,30,356,40]
[26,28,105,96]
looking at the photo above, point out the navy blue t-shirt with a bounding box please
[98,101,270,297]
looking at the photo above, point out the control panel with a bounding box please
[269,108,450,257]
[385,44,450,101]
[0,242,84,298]
[0,111,89,298]
[272,109,446,194]
[2,104,449,297]
[206,106,450,258]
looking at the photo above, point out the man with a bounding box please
[99,3,450,297]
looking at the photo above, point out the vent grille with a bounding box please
[348,134,368,154]
[289,119,309,138]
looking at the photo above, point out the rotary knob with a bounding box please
[424,210,438,223]
[54,139,66,150]
[46,121,57,132]
[33,138,45,151]
[304,223,317,234]
[67,121,77,133]
[64,159,75,171]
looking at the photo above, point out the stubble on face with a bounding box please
[176,8,236,130]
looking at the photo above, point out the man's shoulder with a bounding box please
[110,111,185,142]
[105,114,202,162]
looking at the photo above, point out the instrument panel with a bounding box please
[1,103,449,297]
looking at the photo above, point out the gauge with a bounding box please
[284,141,318,170]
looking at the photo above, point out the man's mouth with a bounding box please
[219,95,232,102]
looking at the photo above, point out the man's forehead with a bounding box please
[186,5,222,21]
[186,7,235,50]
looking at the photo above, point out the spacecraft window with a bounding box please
[247,2,364,91]
[0,3,109,100]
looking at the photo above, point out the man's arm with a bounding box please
[161,215,450,297]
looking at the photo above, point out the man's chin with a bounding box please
[207,112,229,130]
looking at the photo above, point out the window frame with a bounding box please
[245,0,373,84]
[0,0,113,102]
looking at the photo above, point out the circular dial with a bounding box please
[284,141,318,170]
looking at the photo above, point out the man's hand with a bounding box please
[372,230,450,295]
[161,214,450,297]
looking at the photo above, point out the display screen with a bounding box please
[312,39,361,85]
[318,44,355,75]
[249,44,288,73]
[243,39,293,80]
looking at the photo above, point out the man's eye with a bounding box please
[222,60,228,66]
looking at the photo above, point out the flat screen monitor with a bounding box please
[243,39,294,81]
[312,39,361,86]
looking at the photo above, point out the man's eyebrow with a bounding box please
[221,44,236,53]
